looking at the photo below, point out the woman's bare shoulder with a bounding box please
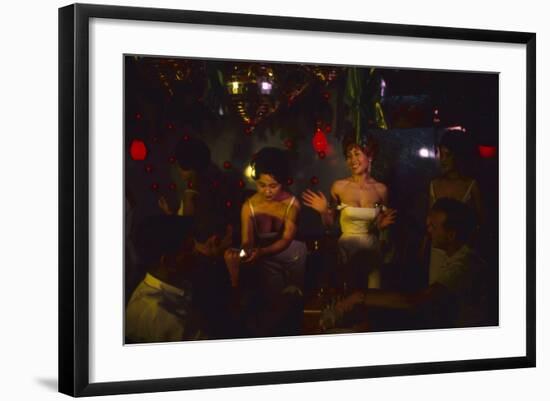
[287,193,301,211]
[368,177,387,191]
[248,192,260,202]
[242,193,258,209]
[332,178,351,190]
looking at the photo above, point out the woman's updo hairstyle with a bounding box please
[342,134,378,159]
[251,147,290,185]
[438,129,478,176]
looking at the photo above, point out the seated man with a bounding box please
[125,212,234,343]
[331,198,490,330]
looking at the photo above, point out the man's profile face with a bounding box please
[427,210,450,250]
[173,235,196,269]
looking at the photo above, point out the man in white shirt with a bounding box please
[333,198,490,329]
[125,213,233,343]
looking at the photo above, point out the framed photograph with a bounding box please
[59,3,536,397]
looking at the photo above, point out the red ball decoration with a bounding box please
[168,182,176,191]
[223,161,232,170]
[187,180,194,189]
[245,125,254,135]
[129,139,147,161]
[287,178,294,186]
[225,200,232,208]
[135,113,142,120]
[478,145,497,158]
[167,123,174,130]
[238,179,245,188]
[312,129,328,153]
[151,183,159,191]
[144,164,153,173]
[310,176,319,185]
[323,92,330,101]
[324,124,332,133]
[183,134,190,141]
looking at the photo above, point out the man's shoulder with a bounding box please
[460,246,485,266]
[446,246,486,277]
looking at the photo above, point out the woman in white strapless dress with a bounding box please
[302,137,396,289]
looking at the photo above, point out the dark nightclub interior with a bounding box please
[124,55,499,343]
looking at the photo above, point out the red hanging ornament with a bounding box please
[238,179,245,188]
[324,124,332,134]
[312,128,328,153]
[129,139,147,161]
[168,182,176,191]
[151,183,159,191]
[478,145,497,158]
[144,164,153,173]
[183,134,190,141]
[310,176,319,185]
[225,200,233,208]
[187,180,194,189]
[286,178,294,186]
[323,92,330,101]
[135,112,142,120]
[223,161,232,170]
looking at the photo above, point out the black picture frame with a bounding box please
[59,3,536,397]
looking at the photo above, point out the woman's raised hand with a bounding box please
[302,189,329,214]
[158,195,172,215]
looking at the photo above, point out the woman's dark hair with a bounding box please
[251,147,290,185]
[438,130,474,158]
[438,130,477,175]
[175,136,211,172]
[342,134,378,159]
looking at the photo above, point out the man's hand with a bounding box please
[224,248,241,287]
[158,195,172,215]
[335,291,365,315]
[242,248,263,264]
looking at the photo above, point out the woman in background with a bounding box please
[429,130,483,220]
[426,130,485,284]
